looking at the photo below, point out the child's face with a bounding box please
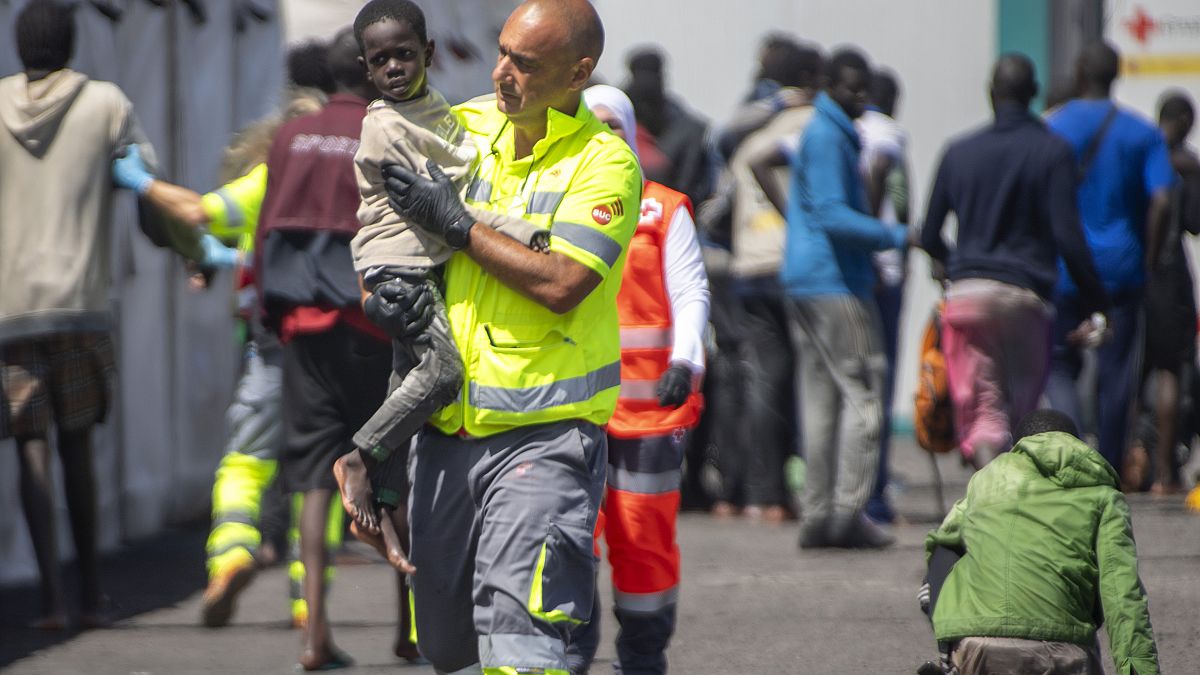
[359,18,433,103]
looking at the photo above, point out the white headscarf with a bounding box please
[583,84,640,164]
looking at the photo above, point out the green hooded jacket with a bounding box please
[925,432,1159,675]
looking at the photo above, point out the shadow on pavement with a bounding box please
[0,523,208,668]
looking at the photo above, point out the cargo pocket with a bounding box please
[528,520,596,625]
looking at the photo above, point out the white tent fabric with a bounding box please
[0,0,283,584]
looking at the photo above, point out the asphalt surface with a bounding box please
[2,437,1198,674]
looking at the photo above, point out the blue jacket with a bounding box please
[781,92,906,299]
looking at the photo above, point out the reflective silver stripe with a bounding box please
[479,633,566,670]
[551,221,623,268]
[444,662,483,675]
[212,512,257,528]
[466,176,493,203]
[607,466,681,494]
[215,187,244,231]
[525,190,565,215]
[470,361,620,413]
[613,587,679,614]
[620,326,672,350]
[619,379,659,401]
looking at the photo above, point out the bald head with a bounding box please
[513,0,604,62]
[1077,41,1120,91]
[990,52,1038,108]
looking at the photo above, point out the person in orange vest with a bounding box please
[569,84,710,675]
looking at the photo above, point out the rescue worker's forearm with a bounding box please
[464,223,602,314]
[144,180,209,226]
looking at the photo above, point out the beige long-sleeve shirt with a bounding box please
[351,89,545,272]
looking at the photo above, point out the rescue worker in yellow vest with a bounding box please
[378,1,640,672]
[566,85,710,675]
[137,156,344,630]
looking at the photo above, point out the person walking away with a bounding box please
[0,0,199,630]
[253,29,391,671]
[1139,92,1200,495]
[1044,41,1175,479]
[780,48,908,549]
[379,1,641,672]
[920,53,1110,469]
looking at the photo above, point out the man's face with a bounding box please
[829,65,870,119]
[491,7,587,126]
[359,18,432,103]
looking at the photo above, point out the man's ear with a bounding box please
[567,57,595,92]
[357,55,368,75]
[425,39,436,68]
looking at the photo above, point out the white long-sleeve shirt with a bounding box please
[660,203,711,375]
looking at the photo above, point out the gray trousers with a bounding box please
[353,276,463,459]
[224,340,283,461]
[951,636,1104,675]
[786,295,886,523]
[408,420,607,674]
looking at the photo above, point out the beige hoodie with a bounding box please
[0,69,157,341]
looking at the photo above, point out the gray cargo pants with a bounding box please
[353,275,463,459]
[786,295,887,523]
[408,420,607,674]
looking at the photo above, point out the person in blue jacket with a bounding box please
[781,47,909,550]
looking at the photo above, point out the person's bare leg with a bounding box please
[332,449,379,533]
[58,428,109,627]
[16,436,68,629]
[389,504,419,660]
[1152,370,1183,494]
[297,489,350,671]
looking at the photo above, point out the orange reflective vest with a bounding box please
[608,180,704,439]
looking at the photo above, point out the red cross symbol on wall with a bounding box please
[1125,6,1157,45]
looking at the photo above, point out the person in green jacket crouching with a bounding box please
[923,409,1160,675]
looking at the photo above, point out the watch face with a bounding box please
[447,216,473,249]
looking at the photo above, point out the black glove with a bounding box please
[383,159,475,249]
[655,364,693,409]
[363,280,434,339]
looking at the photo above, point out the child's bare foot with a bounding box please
[349,518,389,560]
[378,508,416,574]
[333,450,379,533]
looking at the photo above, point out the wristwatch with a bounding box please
[444,213,476,250]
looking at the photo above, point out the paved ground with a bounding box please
[2,438,1198,674]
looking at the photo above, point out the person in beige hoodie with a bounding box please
[0,0,195,630]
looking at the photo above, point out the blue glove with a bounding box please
[200,234,239,268]
[112,145,155,195]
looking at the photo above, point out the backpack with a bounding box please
[914,304,955,454]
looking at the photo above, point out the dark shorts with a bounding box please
[1144,263,1196,371]
[1,332,115,439]
[280,323,390,493]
